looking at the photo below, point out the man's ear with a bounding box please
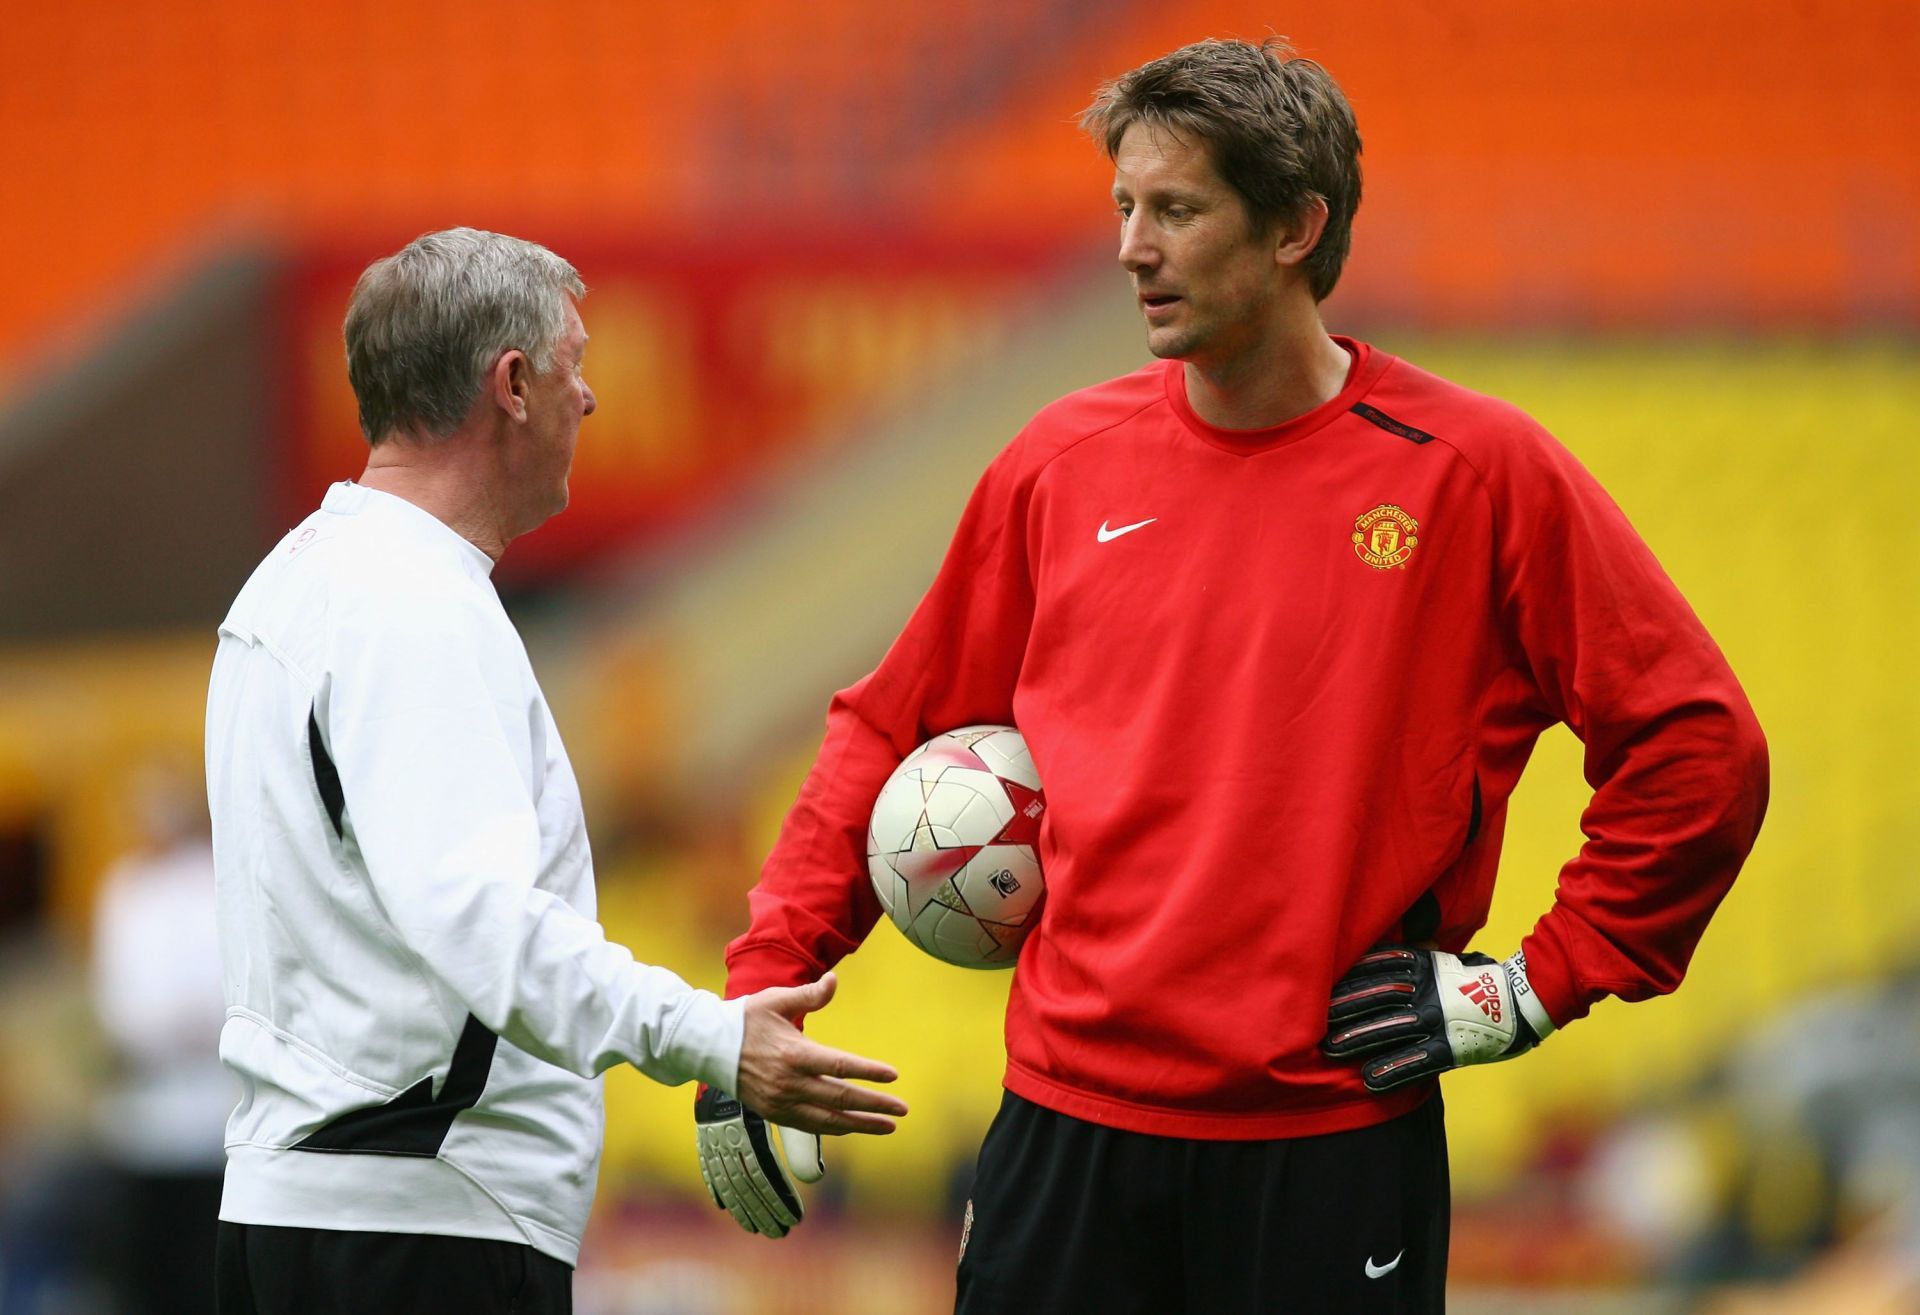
[489,349,533,422]
[1274,196,1330,277]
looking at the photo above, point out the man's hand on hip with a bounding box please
[1322,947,1555,1092]
[694,972,906,1237]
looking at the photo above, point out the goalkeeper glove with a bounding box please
[1323,947,1555,1093]
[693,1084,826,1238]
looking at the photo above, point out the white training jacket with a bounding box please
[206,481,743,1265]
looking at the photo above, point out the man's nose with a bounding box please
[582,382,597,417]
[1118,213,1157,273]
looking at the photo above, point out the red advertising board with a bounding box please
[278,235,1072,581]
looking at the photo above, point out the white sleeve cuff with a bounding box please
[1503,949,1556,1040]
[667,991,747,1094]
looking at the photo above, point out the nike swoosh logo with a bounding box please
[1096,517,1157,543]
[1365,1250,1405,1279]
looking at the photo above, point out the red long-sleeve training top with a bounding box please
[726,339,1768,1139]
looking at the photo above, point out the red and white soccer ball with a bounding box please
[866,725,1046,969]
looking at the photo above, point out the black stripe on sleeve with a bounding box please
[293,1014,501,1157]
[308,708,346,841]
[1463,775,1484,851]
[1351,402,1439,445]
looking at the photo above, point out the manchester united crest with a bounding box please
[1352,504,1420,569]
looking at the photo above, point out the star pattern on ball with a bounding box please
[866,726,1047,968]
[992,778,1045,847]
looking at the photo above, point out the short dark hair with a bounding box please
[1081,38,1363,301]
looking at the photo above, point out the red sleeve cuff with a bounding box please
[1518,926,1592,1030]
[723,940,824,1000]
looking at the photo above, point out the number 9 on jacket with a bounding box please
[866,725,1047,969]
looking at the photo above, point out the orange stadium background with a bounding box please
[1,2,1916,1312]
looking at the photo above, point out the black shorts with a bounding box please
[216,1221,572,1314]
[955,1090,1449,1314]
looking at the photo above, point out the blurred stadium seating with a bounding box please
[2,2,1916,1311]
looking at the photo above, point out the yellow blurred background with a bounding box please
[2,2,1916,1312]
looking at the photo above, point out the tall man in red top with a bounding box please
[694,38,1767,1312]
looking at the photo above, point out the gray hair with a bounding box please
[343,228,586,444]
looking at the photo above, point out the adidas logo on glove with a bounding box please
[1457,971,1503,1022]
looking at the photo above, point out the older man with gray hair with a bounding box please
[205,228,905,1314]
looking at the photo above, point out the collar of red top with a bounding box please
[1164,336,1392,455]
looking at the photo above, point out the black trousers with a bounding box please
[110,1169,225,1315]
[955,1090,1450,1314]
[216,1222,571,1314]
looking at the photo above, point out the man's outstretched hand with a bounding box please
[732,972,906,1135]
[1323,947,1555,1092]
[695,972,907,1237]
